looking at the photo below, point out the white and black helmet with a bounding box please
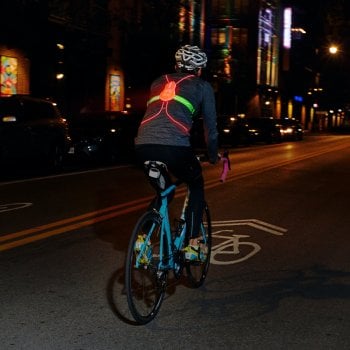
[175,45,207,71]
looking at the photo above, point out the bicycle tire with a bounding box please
[185,203,212,288]
[125,210,167,324]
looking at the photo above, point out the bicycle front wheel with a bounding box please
[125,210,167,324]
[185,203,212,288]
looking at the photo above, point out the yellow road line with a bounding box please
[207,142,350,188]
[0,186,189,252]
[1,142,348,252]
[0,196,153,244]
[0,202,148,251]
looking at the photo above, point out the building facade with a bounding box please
[204,0,282,118]
[1,0,315,126]
[0,0,121,116]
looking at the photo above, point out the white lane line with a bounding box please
[0,203,33,213]
[211,219,287,236]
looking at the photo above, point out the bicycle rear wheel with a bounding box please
[125,210,167,324]
[185,203,212,288]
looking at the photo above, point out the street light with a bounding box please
[328,45,338,55]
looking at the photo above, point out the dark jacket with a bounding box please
[135,72,218,163]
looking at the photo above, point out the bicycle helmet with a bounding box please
[175,45,207,71]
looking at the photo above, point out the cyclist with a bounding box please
[135,44,218,261]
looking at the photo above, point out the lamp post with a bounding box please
[306,43,347,131]
[326,44,350,129]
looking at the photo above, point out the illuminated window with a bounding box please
[211,28,227,45]
[257,3,279,87]
[179,6,186,34]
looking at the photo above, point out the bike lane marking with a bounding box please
[211,230,262,265]
[211,219,287,236]
[210,219,287,265]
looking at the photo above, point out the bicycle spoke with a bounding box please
[125,211,166,324]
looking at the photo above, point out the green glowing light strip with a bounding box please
[147,95,195,114]
[174,95,195,114]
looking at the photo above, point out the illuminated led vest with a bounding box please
[142,75,195,133]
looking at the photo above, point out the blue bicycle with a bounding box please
[125,160,212,324]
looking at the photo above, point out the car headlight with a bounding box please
[281,127,293,134]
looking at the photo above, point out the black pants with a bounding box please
[135,144,204,239]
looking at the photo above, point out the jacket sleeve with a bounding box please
[201,82,218,164]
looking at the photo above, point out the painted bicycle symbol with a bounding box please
[210,219,287,265]
[211,230,261,265]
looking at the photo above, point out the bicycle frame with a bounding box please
[135,182,188,272]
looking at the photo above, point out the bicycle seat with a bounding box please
[144,160,171,191]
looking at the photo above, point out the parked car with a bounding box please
[68,110,142,164]
[218,115,251,147]
[245,117,282,144]
[0,95,71,170]
[277,117,304,141]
